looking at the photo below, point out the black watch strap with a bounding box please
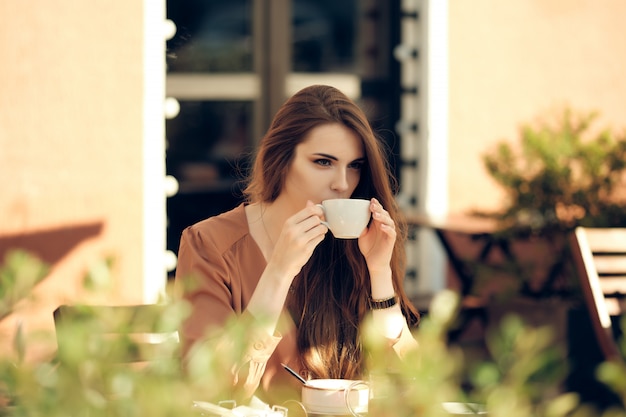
[369,295,398,310]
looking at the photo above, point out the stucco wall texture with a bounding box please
[449,0,626,214]
[0,1,147,361]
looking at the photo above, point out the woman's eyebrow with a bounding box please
[313,153,338,161]
[313,153,366,163]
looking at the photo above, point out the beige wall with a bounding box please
[448,0,626,214]
[0,1,148,361]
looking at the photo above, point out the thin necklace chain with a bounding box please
[260,204,274,247]
[261,204,295,295]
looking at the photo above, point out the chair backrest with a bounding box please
[569,227,626,361]
[579,228,626,316]
[53,303,180,364]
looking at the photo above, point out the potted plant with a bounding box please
[481,108,626,233]
[456,109,626,300]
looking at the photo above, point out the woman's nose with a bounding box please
[330,169,349,191]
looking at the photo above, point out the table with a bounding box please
[405,211,576,300]
[405,212,501,299]
[405,211,578,350]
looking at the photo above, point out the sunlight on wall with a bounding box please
[143,0,168,302]
[418,0,449,294]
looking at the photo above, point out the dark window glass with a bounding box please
[292,0,357,72]
[166,100,253,192]
[166,100,253,255]
[166,0,357,73]
[166,0,253,72]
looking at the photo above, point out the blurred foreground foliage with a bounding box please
[0,251,625,416]
[0,251,48,321]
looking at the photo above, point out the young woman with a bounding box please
[175,85,419,403]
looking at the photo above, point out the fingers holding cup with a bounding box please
[370,198,396,238]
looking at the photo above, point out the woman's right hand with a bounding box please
[268,201,328,280]
[247,201,327,332]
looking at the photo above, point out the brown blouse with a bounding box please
[175,203,418,403]
[175,203,302,402]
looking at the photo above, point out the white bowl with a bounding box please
[301,379,369,415]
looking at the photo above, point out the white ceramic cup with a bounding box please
[441,402,487,415]
[301,379,369,416]
[316,199,371,239]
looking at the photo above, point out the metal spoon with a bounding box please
[281,362,307,385]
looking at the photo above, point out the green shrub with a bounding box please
[482,109,626,232]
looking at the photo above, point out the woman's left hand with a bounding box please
[358,198,396,272]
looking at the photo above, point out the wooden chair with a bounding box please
[568,227,626,361]
[53,303,180,365]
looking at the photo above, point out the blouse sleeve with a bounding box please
[390,320,419,358]
[175,224,281,399]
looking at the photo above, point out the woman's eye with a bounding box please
[314,159,332,167]
[349,161,364,170]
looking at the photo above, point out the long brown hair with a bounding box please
[244,85,419,379]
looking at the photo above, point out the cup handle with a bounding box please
[344,380,369,417]
[315,204,330,228]
[281,400,308,417]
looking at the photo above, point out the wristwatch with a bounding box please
[369,294,398,310]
